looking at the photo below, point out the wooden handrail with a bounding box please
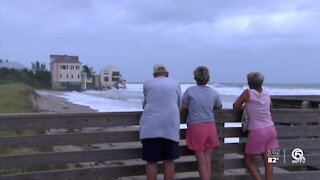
[1,109,320,179]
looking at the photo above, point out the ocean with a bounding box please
[37,83,320,143]
[37,83,320,112]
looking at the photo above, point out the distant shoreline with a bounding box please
[32,90,97,113]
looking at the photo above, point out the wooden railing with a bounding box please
[271,95,320,109]
[0,109,320,180]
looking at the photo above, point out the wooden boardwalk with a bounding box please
[0,109,320,179]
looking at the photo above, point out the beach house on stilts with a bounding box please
[50,54,93,91]
[98,65,126,90]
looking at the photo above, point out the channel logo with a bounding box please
[291,148,306,164]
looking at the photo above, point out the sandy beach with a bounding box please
[32,90,97,113]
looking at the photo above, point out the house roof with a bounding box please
[0,61,28,70]
[101,65,120,72]
[50,55,81,64]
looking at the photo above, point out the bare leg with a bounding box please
[194,150,210,180]
[146,162,157,180]
[244,153,262,180]
[205,148,213,178]
[262,152,273,180]
[164,160,175,180]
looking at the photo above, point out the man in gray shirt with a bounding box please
[139,64,181,180]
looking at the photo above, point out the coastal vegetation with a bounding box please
[0,83,39,139]
[0,61,51,88]
[0,61,50,113]
[0,83,36,113]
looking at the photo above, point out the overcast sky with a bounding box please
[0,0,319,83]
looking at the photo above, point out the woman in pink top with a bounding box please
[233,72,279,180]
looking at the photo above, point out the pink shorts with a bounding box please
[245,125,279,155]
[186,122,219,151]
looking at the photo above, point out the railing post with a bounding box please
[301,101,311,109]
[300,101,310,171]
[213,122,224,180]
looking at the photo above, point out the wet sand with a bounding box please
[32,90,97,113]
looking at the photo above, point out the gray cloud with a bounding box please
[0,0,319,83]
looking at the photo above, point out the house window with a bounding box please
[71,65,74,70]
[112,77,119,81]
[59,74,62,78]
[112,72,120,76]
[76,66,80,70]
[104,77,109,81]
[66,74,69,79]
[60,65,67,69]
[78,75,80,79]
[71,75,74,79]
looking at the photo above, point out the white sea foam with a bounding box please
[36,83,320,143]
[37,83,320,112]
